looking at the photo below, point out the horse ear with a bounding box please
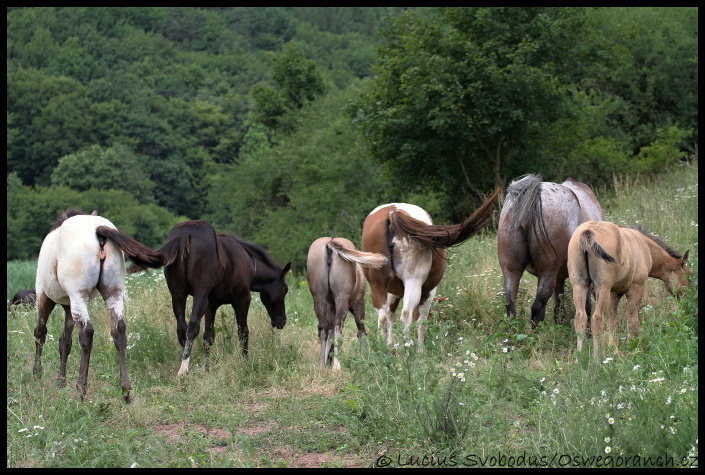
[282,262,292,277]
[682,250,689,264]
[91,209,99,216]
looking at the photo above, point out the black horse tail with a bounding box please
[96,226,164,273]
[506,174,553,253]
[388,188,501,249]
[579,229,617,263]
[155,233,190,269]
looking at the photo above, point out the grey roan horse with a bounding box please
[497,174,603,327]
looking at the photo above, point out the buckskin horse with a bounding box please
[362,189,500,346]
[138,220,291,376]
[497,174,603,327]
[307,237,387,370]
[33,208,162,403]
[568,220,690,360]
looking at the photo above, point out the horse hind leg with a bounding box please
[57,305,75,388]
[415,288,436,347]
[553,277,567,324]
[69,295,94,400]
[232,292,252,358]
[99,285,131,403]
[178,291,209,376]
[350,296,368,345]
[531,273,556,328]
[202,303,219,373]
[33,292,56,377]
[502,267,524,319]
[332,298,350,371]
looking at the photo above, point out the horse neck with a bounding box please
[250,257,278,290]
[642,236,681,283]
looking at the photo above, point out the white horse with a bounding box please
[33,208,162,403]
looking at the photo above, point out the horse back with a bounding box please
[161,220,224,296]
[561,178,603,222]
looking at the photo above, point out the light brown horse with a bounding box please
[568,221,690,360]
[307,237,387,370]
[498,174,603,327]
[361,190,500,346]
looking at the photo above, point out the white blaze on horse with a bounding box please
[33,208,162,403]
[307,237,387,370]
[567,220,691,361]
[362,190,500,347]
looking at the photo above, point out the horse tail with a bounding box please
[506,174,552,250]
[327,240,387,269]
[156,234,190,268]
[388,188,501,249]
[96,226,164,273]
[579,229,617,263]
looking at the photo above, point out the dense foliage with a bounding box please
[6,7,698,268]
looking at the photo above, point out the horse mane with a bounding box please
[50,207,87,232]
[229,236,282,270]
[627,225,684,260]
[388,188,500,249]
[505,174,553,250]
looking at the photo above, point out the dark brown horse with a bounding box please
[144,220,291,376]
[568,221,690,360]
[361,190,500,346]
[34,208,162,403]
[7,289,37,311]
[307,237,387,370]
[497,174,603,327]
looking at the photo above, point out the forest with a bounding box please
[6,7,698,270]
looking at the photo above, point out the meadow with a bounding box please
[6,161,698,468]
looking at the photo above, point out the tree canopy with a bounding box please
[6,7,698,267]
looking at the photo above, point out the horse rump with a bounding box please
[388,188,501,249]
[579,229,617,263]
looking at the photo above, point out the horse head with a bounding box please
[260,262,291,329]
[671,250,692,297]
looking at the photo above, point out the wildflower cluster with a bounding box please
[449,348,480,382]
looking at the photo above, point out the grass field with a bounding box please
[6,161,698,468]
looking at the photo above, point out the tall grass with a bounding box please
[6,161,697,468]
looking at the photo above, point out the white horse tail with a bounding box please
[327,241,387,269]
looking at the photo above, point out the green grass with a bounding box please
[6,161,698,468]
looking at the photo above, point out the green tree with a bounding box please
[352,7,595,209]
[252,41,327,129]
[590,7,698,153]
[51,144,155,203]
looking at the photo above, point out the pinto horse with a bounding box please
[33,208,162,403]
[307,237,387,370]
[141,220,291,376]
[568,221,690,360]
[497,174,603,327]
[362,190,500,346]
